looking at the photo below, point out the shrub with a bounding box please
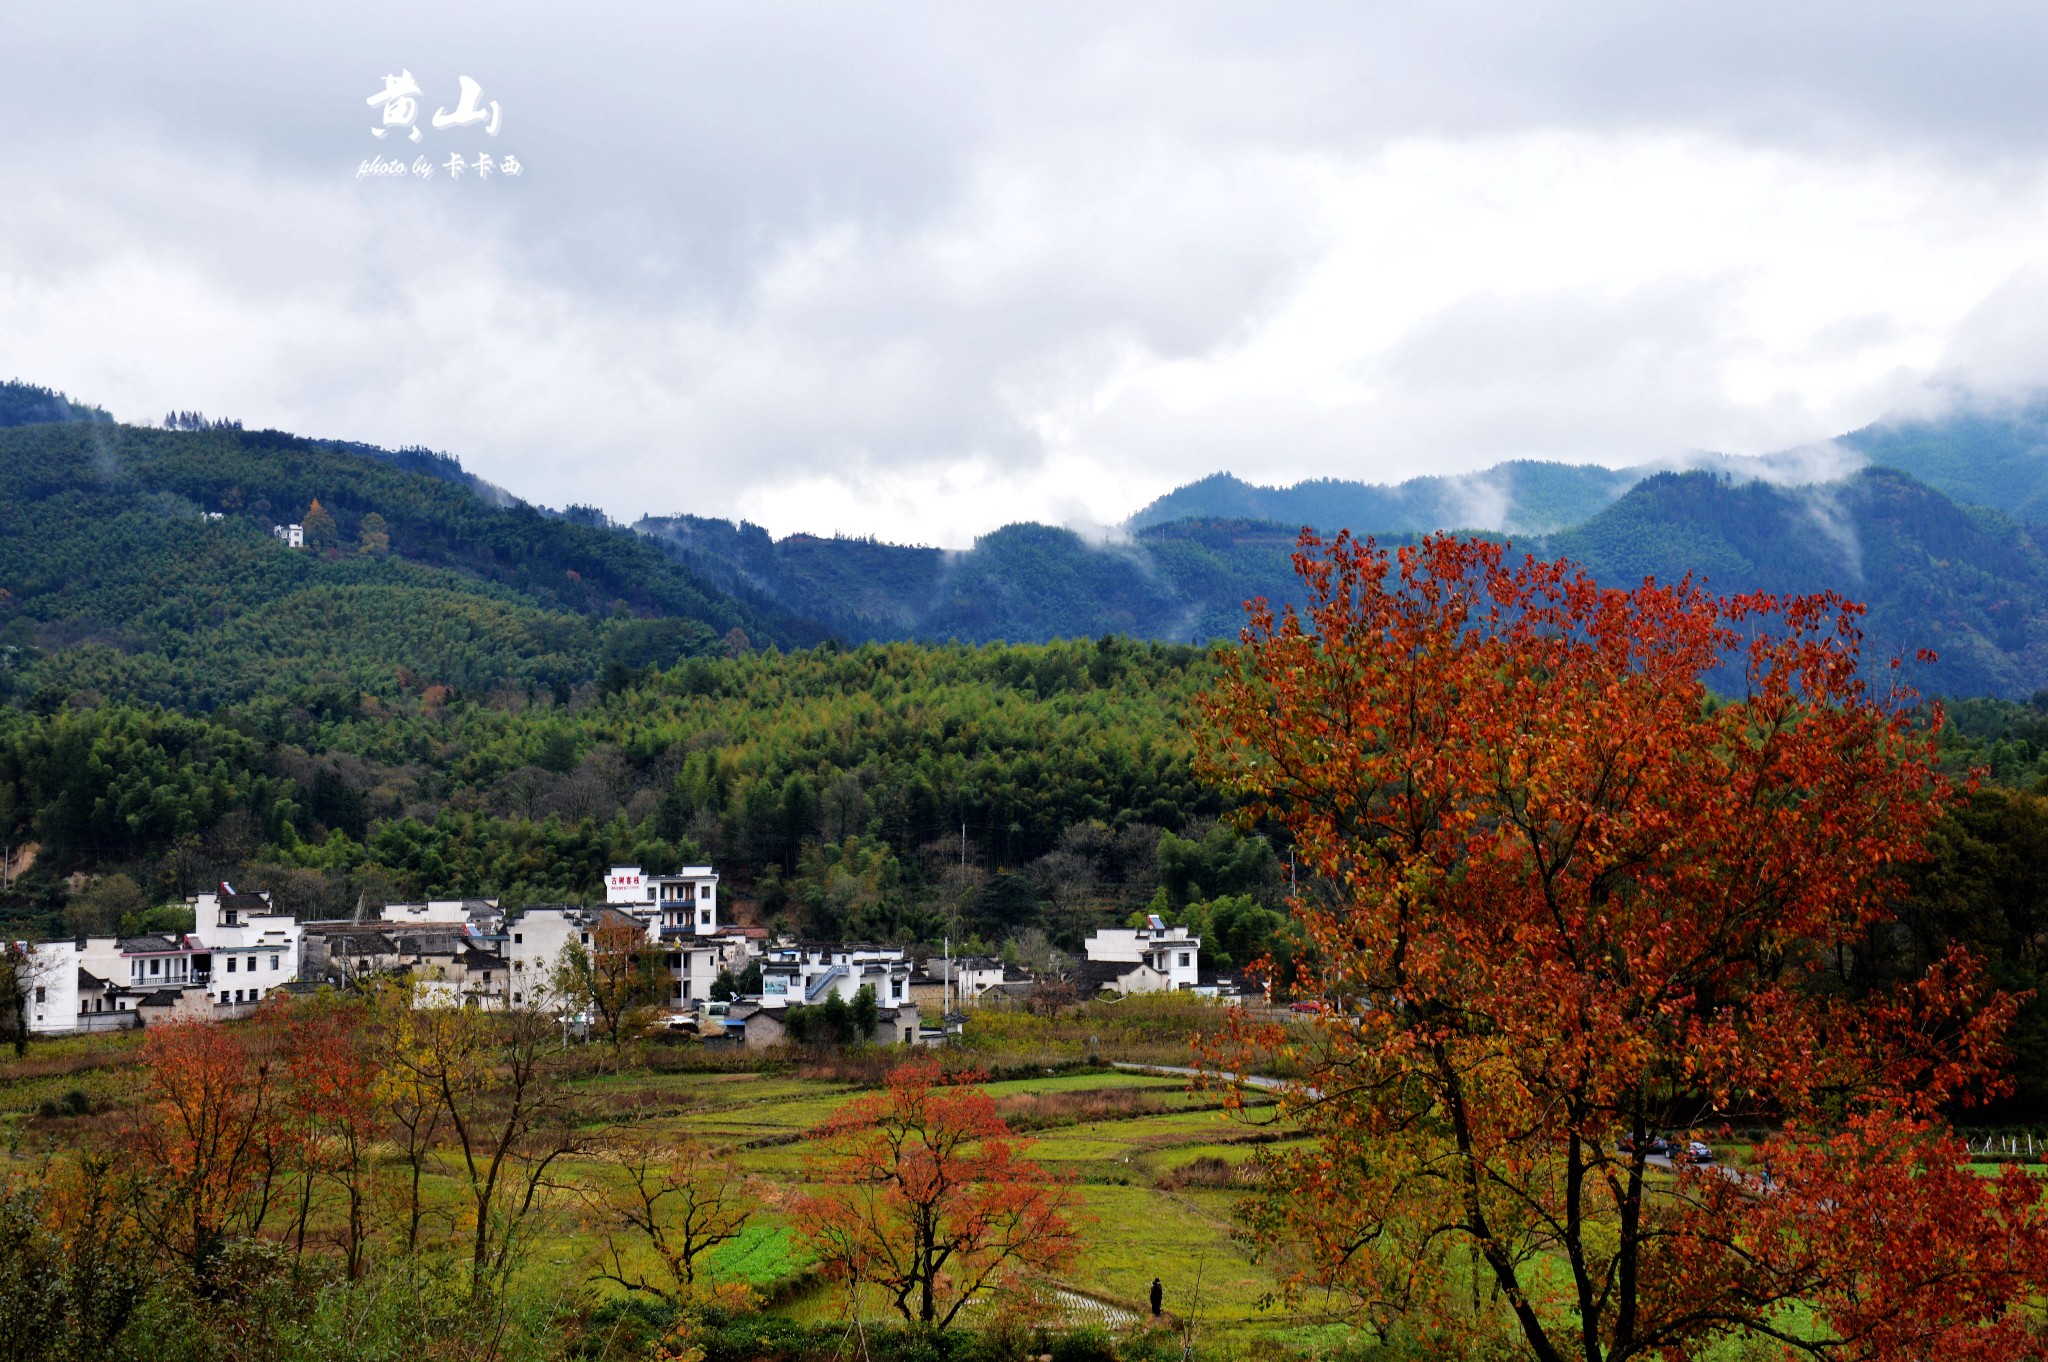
[1155,1155,1240,1190]
[1049,1325,1118,1362]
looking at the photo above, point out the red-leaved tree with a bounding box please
[1197,533,2048,1361]
[795,1058,1079,1330]
[274,993,382,1278]
[132,1019,283,1283]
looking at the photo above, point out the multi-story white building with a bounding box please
[26,883,306,1034]
[506,900,753,1012]
[504,905,600,1009]
[192,886,304,1006]
[759,944,914,1012]
[273,523,304,548]
[21,942,81,1035]
[1084,915,1201,991]
[605,864,720,936]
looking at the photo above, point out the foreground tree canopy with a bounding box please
[795,1057,1078,1330]
[1199,534,2048,1361]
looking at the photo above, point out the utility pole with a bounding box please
[960,821,966,867]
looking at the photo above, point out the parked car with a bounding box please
[1288,1000,1328,1014]
[1617,1134,1672,1159]
[1684,1139,1714,1164]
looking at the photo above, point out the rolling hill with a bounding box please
[0,395,813,713]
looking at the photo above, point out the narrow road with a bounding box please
[1116,1065,1779,1196]
[1111,1061,1289,1092]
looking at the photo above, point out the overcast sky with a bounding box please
[5,3,2048,547]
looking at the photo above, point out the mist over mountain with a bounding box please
[10,379,2048,703]
[1124,394,2048,540]
[1128,462,1644,536]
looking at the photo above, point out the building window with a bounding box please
[149,959,160,976]
[699,884,712,900]
[226,957,237,973]
[33,986,44,1003]
[220,993,229,1004]
[270,954,279,970]
[513,933,523,943]
[1179,953,1190,967]
[581,933,590,945]
[482,972,492,983]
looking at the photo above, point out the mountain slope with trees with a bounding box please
[1550,467,2048,699]
[0,418,814,713]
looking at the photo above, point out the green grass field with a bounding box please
[0,1034,1308,1350]
[564,1063,1296,1324]
[9,1029,2037,1360]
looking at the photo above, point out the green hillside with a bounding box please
[0,378,111,428]
[0,418,812,713]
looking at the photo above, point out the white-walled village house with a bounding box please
[1083,915,1202,991]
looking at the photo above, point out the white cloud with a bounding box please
[5,6,2048,546]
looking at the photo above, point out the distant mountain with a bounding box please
[0,420,811,712]
[16,379,2048,706]
[638,513,1317,646]
[646,464,2048,697]
[1129,394,2048,544]
[1128,462,1641,536]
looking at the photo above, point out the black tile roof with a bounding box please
[117,934,187,953]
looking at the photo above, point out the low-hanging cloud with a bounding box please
[7,4,2048,546]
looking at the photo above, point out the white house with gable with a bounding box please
[21,942,81,1035]
[193,886,304,1006]
[759,944,913,1012]
[508,887,754,1014]
[1084,915,1201,991]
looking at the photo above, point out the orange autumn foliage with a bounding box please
[132,1018,282,1278]
[794,1057,1079,1329]
[1197,533,2048,1362]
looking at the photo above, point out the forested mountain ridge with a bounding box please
[1551,467,2048,698]
[1837,394,2048,521]
[1125,394,2048,537]
[637,514,1314,645]
[0,418,817,713]
[644,468,2048,697]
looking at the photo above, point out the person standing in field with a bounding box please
[1150,1276,1163,1317]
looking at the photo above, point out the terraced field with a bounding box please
[616,1066,1296,1321]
